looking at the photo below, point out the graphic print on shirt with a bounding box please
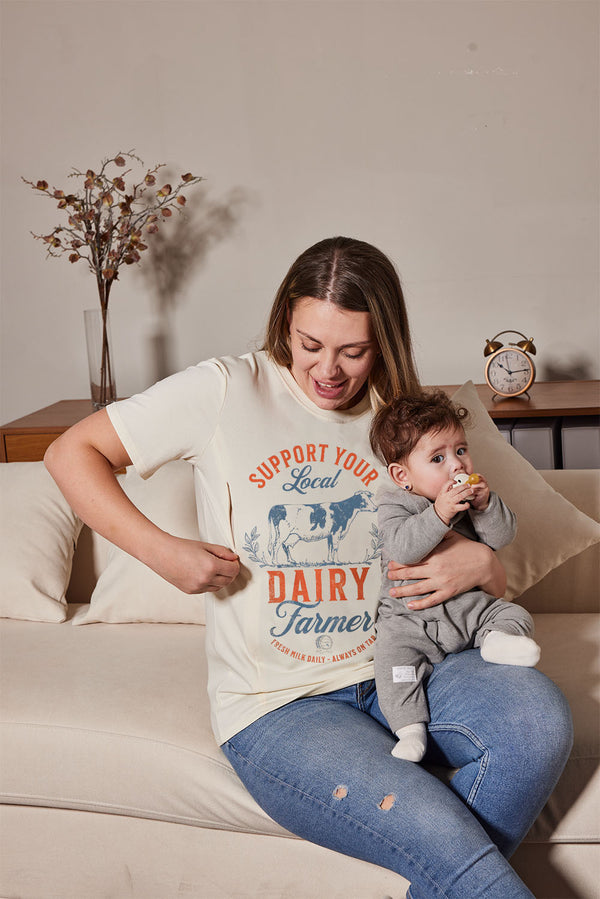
[243,441,383,666]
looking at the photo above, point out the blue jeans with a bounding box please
[222,649,572,898]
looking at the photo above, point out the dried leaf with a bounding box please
[177,195,186,206]
[157,184,172,197]
[36,180,48,191]
[114,156,126,167]
[69,253,80,263]
[181,173,194,182]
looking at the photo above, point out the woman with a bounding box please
[45,237,572,897]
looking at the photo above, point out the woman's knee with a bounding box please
[497,667,573,766]
[428,652,573,767]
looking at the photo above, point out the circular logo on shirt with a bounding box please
[316,634,333,652]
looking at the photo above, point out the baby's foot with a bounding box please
[481,630,541,667]
[392,723,427,762]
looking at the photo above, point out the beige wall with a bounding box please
[1,0,598,423]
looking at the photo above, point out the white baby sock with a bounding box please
[481,630,541,667]
[392,723,427,762]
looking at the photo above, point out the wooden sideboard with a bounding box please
[1,382,599,464]
[438,380,599,420]
[0,400,95,462]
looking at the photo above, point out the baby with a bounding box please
[369,391,540,762]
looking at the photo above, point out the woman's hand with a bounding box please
[152,536,240,594]
[388,531,506,610]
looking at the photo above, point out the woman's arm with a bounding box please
[387,530,506,611]
[44,409,239,594]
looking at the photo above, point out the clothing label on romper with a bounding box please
[392,666,417,683]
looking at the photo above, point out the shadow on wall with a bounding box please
[137,180,249,382]
[541,356,594,381]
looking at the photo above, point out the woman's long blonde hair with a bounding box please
[263,236,420,408]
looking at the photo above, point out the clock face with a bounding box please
[485,348,535,397]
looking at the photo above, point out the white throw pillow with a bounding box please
[74,460,206,625]
[0,462,82,622]
[451,381,600,600]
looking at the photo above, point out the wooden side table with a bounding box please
[1,382,599,464]
[437,380,600,420]
[0,400,95,462]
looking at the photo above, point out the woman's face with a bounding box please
[288,297,379,410]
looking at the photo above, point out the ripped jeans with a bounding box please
[222,649,572,898]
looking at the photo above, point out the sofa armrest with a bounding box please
[519,469,599,614]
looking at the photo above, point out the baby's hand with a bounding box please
[434,480,475,525]
[453,472,490,511]
[467,476,490,511]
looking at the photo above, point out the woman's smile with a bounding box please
[288,297,378,411]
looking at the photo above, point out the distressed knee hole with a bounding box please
[333,785,348,800]
[379,793,395,811]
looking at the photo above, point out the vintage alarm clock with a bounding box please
[483,330,537,399]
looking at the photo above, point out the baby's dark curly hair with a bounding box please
[369,390,471,465]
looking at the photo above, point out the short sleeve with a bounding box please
[107,361,227,478]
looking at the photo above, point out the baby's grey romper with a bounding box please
[375,487,534,733]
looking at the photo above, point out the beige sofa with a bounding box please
[1,460,599,899]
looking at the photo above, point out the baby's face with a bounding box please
[399,425,474,501]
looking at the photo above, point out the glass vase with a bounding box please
[84,308,117,410]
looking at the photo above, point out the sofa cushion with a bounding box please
[0,607,597,845]
[74,461,207,626]
[0,607,285,837]
[451,382,600,601]
[0,463,82,622]
[519,470,600,614]
[526,613,600,843]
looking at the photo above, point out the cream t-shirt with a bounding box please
[108,351,386,744]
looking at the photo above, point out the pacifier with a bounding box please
[453,473,480,486]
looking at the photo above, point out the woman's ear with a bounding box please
[388,462,409,489]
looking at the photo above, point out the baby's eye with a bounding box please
[457,447,467,456]
[431,454,444,463]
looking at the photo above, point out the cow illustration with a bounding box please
[267,491,376,565]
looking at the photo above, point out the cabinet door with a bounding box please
[2,433,60,462]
